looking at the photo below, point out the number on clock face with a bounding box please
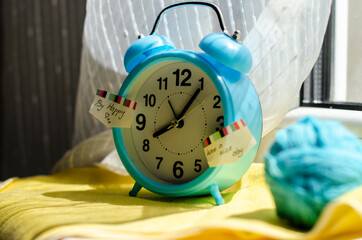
[131,62,224,184]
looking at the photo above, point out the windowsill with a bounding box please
[255,107,362,163]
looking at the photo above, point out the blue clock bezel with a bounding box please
[113,49,237,197]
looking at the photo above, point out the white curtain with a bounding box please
[72,0,332,145]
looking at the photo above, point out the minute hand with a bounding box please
[177,88,201,120]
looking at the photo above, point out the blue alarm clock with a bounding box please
[113,2,262,205]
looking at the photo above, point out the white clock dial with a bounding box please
[130,61,223,183]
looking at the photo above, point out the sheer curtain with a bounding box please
[72,0,332,145]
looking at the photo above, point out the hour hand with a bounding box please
[153,121,177,138]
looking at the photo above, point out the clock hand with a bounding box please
[176,88,201,120]
[168,100,184,128]
[152,120,178,138]
[178,100,205,121]
[168,100,177,117]
[154,89,201,138]
[153,100,205,138]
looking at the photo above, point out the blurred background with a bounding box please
[1,0,361,181]
[1,0,87,180]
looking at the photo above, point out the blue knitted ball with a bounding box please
[264,116,362,229]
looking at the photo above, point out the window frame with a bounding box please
[300,0,362,111]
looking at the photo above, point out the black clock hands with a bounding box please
[152,120,178,138]
[177,100,205,121]
[176,88,201,120]
[168,100,177,117]
[153,88,201,138]
[153,101,205,138]
[168,100,184,128]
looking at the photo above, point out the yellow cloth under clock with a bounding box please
[0,163,361,240]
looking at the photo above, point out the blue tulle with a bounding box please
[264,116,362,229]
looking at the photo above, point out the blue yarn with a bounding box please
[264,116,362,229]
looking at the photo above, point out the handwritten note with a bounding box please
[203,119,256,167]
[89,89,136,128]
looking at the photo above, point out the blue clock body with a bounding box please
[113,33,262,205]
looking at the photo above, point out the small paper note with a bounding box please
[89,89,137,128]
[203,119,256,167]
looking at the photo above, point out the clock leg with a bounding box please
[208,183,225,205]
[129,182,142,197]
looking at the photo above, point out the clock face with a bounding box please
[129,61,224,184]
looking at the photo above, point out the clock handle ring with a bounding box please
[149,1,230,37]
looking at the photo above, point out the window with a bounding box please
[301,0,362,110]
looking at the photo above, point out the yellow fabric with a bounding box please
[0,163,361,240]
